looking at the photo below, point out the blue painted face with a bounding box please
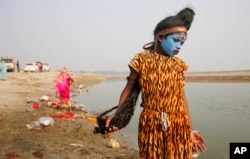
[160,32,187,56]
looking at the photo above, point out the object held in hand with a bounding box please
[93,82,140,134]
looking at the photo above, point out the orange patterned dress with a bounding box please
[129,50,192,159]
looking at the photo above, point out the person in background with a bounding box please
[0,60,7,80]
[105,7,206,159]
[16,60,20,72]
[54,67,74,109]
[36,62,43,72]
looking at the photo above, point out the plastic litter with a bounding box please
[26,117,55,129]
[40,95,50,101]
[26,121,40,129]
[72,104,86,111]
[38,117,55,126]
[107,138,120,149]
[70,143,85,147]
[26,107,35,112]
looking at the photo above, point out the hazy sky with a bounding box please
[1,0,249,72]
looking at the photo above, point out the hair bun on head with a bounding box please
[177,8,195,30]
[144,7,195,50]
[153,7,195,37]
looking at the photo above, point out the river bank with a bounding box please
[185,70,250,82]
[106,70,250,82]
[0,70,249,158]
[0,71,139,159]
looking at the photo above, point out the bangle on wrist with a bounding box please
[192,130,200,134]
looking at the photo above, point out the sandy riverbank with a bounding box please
[185,70,250,82]
[0,71,139,159]
[106,70,250,82]
[0,70,249,158]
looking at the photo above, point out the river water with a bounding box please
[74,79,250,159]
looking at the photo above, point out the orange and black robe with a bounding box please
[129,50,192,159]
